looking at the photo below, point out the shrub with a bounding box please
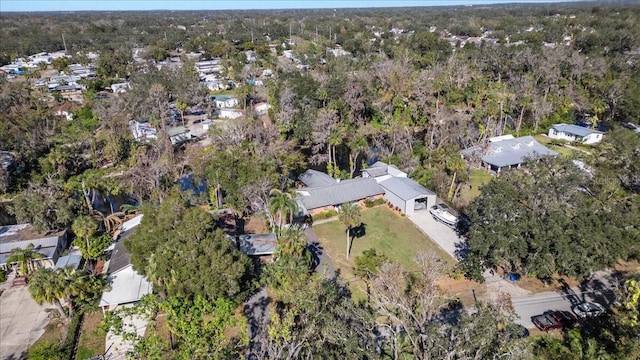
[364,199,375,208]
[0,268,6,283]
[375,198,386,206]
[312,209,338,221]
[27,341,62,360]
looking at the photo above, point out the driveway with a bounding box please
[104,309,148,360]
[305,227,336,279]
[407,210,465,261]
[0,285,56,360]
[408,210,531,300]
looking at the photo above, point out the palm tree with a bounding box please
[277,225,308,259]
[339,202,362,260]
[7,244,45,277]
[28,268,67,318]
[269,189,299,234]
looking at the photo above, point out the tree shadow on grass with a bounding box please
[350,223,367,239]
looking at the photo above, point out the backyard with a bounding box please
[459,169,494,203]
[312,206,469,301]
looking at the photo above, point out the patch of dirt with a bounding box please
[438,276,486,308]
[615,259,640,274]
[493,267,579,294]
[244,215,268,234]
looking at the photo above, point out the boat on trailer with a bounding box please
[429,203,459,228]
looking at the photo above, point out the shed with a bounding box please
[379,177,436,216]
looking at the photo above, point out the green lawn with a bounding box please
[533,134,581,157]
[312,206,454,298]
[459,169,494,202]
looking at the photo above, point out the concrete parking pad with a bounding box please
[0,286,56,359]
[407,210,465,260]
[104,310,148,360]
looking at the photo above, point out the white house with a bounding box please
[111,82,131,94]
[0,224,68,271]
[167,126,192,145]
[100,216,152,312]
[548,124,604,144]
[254,102,271,116]
[129,119,158,142]
[216,108,243,119]
[212,95,239,109]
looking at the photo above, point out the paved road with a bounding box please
[512,271,619,329]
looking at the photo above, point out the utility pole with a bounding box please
[289,23,292,40]
[329,26,332,42]
[62,33,67,53]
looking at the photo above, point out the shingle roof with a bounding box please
[237,233,277,256]
[298,169,336,187]
[108,240,131,274]
[551,124,603,137]
[362,166,388,178]
[380,177,435,201]
[480,136,557,168]
[297,177,384,210]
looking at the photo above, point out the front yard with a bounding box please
[312,206,456,299]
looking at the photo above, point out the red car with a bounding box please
[532,311,577,332]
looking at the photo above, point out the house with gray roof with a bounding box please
[362,161,437,215]
[362,161,408,183]
[548,124,604,144]
[0,223,68,271]
[235,233,278,257]
[296,177,384,215]
[100,238,153,312]
[298,169,336,188]
[461,135,557,173]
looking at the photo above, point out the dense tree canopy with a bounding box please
[461,156,640,281]
[125,190,255,302]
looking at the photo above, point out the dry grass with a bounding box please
[75,311,105,359]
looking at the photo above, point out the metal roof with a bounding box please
[99,264,153,308]
[298,169,336,187]
[54,254,82,270]
[480,136,558,168]
[379,177,435,201]
[297,177,384,210]
[0,224,66,264]
[551,124,603,137]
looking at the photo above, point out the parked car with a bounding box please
[532,311,576,332]
[572,302,606,319]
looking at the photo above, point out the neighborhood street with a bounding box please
[512,271,619,328]
[406,210,621,330]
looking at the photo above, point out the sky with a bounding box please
[0,0,592,12]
